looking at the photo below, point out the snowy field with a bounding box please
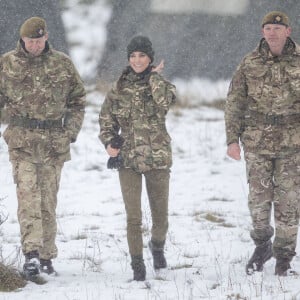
[0,0,300,299]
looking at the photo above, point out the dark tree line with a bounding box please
[97,0,300,82]
[0,0,298,83]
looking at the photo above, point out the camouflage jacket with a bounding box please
[99,66,176,173]
[225,37,300,155]
[0,41,86,164]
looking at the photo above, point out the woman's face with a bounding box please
[129,51,151,73]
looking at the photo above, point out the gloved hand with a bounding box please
[107,135,125,170]
[107,155,123,170]
[110,135,124,149]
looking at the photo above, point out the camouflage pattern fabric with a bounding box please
[99,66,176,173]
[0,40,86,164]
[12,160,63,259]
[0,40,86,258]
[245,152,300,260]
[225,37,300,262]
[225,37,300,155]
[119,168,169,256]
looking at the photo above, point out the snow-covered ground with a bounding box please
[0,0,300,299]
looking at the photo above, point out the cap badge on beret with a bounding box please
[19,17,47,38]
[261,11,290,27]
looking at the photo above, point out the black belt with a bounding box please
[10,116,64,129]
[245,112,300,126]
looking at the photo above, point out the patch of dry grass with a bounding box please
[0,262,26,291]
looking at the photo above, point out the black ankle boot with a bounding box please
[131,255,146,281]
[275,258,297,276]
[40,259,56,275]
[246,240,273,275]
[23,250,40,279]
[149,240,167,270]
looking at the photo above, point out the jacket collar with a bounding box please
[258,37,299,60]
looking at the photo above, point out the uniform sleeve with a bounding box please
[224,61,247,145]
[0,57,5,109]
[149,72,176,112]
[98,89,120,147]
[0,89,6,122]
[64,61,86,143]
[0,58,7,137]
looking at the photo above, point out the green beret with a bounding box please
[20,17,47,38]
[127,36,155,63]
[261,11,290,27]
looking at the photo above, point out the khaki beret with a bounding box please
[20,17,47,38]
[261,11,290,27]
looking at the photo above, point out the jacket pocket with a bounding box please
[111,99,131,127]
[245,67,268,98]
[241,128,263,150]
[3,126,26,149]
[3,72,29,100]
[285,64,300,96]
[51,131,70,154]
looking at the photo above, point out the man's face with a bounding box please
[22,34,48,56]
[262,24,291,50]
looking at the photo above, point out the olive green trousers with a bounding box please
[119,168,170,256]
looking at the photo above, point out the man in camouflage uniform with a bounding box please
[225,11,300,276]
[0,17,86,280]
[99,36,176,281]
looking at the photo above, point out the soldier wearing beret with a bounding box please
[225,11,300,276]
[99,35,176,281]
[0,17,86,282]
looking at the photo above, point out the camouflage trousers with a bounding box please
[11,160,63,260]
[119,168,170,256]
[245,151,300,260]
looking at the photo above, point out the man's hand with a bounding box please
[227,142,241,160]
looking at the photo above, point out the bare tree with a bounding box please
[97,0,149,83]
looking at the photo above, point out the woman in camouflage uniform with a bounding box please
[99,36,176,281]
